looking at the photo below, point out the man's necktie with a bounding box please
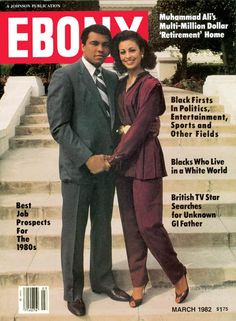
[94,68,110,118]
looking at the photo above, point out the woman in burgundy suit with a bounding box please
[109,31,189,307]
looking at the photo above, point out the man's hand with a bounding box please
[86,155,110,174]
[150,117,160,137]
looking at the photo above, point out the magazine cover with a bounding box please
[0,0,235,320]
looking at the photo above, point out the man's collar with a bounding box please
[82,56,102,75]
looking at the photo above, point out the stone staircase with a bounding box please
[0,87,236,320]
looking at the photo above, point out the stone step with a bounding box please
[1,176,236,194]
[15,122,236,137]
[1,246,236,288]
[0,180,60,194]
[160,112,231,124]
[19,112,232,126]
[1,192,236,219]
[9,134,236,149]
[15,120,236,136]
[0,148,59,184]
[25,104,47,114]
[1,147,236,191]
[30,96,47,105]
[15,124,50,136]
[165,103,225,113]
[163,145,236,175]
[20,114,49,125]
[161,123,236,134]
[2,144,235,182]
[1,216,235,250]
[1,286,236,321]
[30,92,220,105]
[24,103,226,115]
[1,178,236,194]
[159,135,236,146]
[9,135,56,149]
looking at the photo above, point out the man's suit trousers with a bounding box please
[61,173,115,302]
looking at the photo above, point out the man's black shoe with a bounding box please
[93,287,130,301]
[67,298,86,316]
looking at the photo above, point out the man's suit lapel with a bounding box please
[78,60,112,125]
[102,69,115,129]
[77,60,100,101]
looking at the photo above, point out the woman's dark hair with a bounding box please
[81,24,112,45]
[111,30,157,74]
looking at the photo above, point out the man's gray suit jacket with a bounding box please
[47,59,119,184]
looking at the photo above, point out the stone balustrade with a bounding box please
[0,76,44,156]
[203,75,236,124]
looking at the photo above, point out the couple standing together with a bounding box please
[47,24,188,317]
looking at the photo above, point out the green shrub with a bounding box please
[164,63,225,92]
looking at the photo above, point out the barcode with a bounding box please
[18,286,49,313]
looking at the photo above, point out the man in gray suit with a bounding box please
[47,24,130,317]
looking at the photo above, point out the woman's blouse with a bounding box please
[110,71,167,180]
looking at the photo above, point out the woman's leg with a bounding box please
[132,178,186,285]
[116,176,149,288]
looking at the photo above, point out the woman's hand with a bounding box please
[104,155,112,171]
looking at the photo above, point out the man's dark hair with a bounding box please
[111,30,157,74]
[81,24,112,45]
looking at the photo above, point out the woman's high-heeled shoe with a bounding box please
[129,282,147,308]
[175,274,189,304]
[129,296,143,308]
[175,286,189,304]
